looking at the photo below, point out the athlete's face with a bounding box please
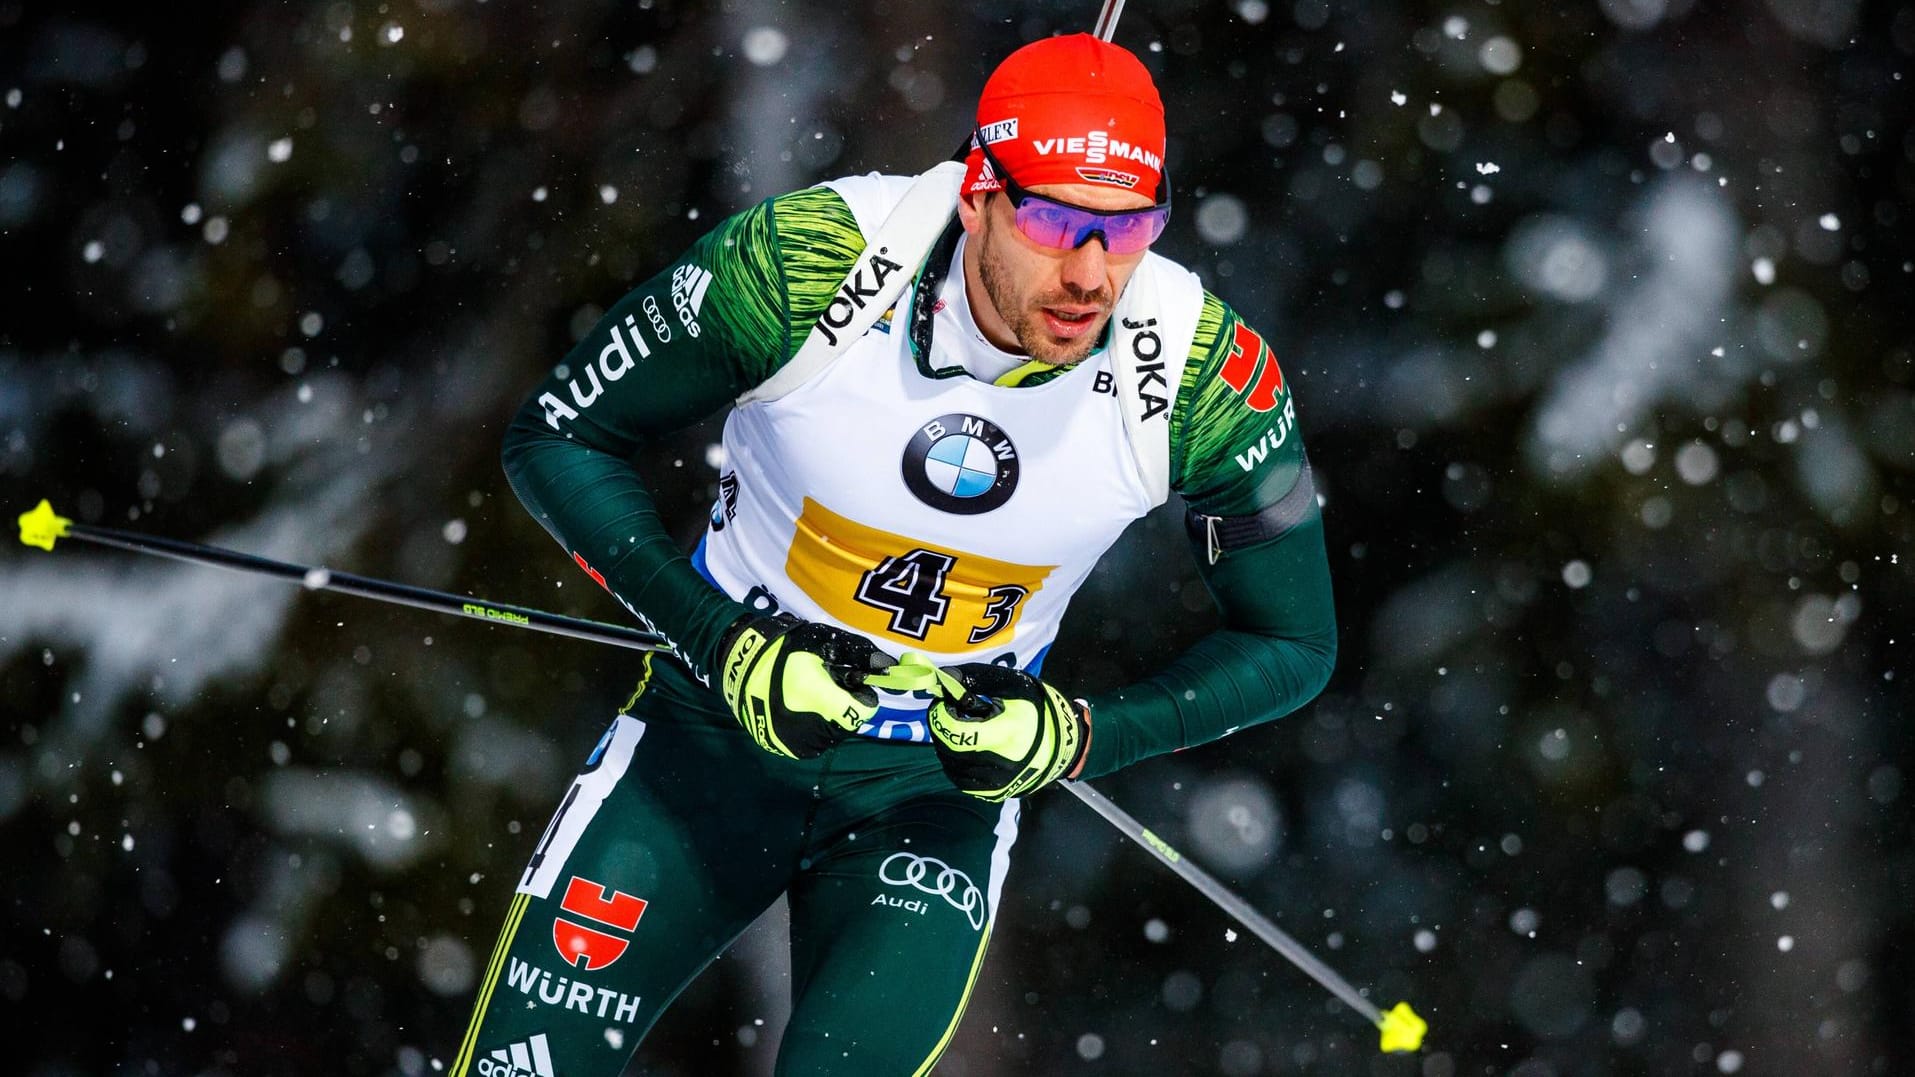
[957,181,1155,366]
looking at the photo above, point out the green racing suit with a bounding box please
[451,181,1336,1076]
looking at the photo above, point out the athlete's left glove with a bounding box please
[718,614,933,760]
[926,663,1090,802]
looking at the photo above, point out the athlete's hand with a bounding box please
[926,663,1089,802]
[718,615,931,760]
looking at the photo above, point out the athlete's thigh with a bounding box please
[451,713,806,1077]
[778,789,1022,1077]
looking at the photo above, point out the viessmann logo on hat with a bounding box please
[1029,129,1164,189]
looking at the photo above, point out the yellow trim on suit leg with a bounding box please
[910,922,995,1077]
[450,892,532,1076]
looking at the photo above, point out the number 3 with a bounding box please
[970,585,1029,644]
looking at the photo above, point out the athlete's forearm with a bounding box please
[1076,512,1336,778]
[502,410,748,675]
[497,234,761,673]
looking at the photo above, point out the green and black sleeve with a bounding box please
[498,188,865,678]
[1077,294,1338,778]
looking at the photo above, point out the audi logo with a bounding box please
[879,852,986,931]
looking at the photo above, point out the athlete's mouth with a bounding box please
[1040,306,1102,338]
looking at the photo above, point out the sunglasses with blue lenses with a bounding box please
[975,133,1172,255]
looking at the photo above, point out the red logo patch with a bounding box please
[551,875,648,972]
[1218,322,1286,413]
[1075,166,1140,189]
[571,552,610,592]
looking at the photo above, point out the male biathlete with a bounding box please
[454,34,1336,1077]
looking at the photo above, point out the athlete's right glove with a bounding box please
[926,663,1089,802]
[718,614,932,760]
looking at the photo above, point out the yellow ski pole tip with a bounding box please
[18,500,71,552]
[1378,1002,1427,1053]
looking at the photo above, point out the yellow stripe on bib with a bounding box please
[786,497,1054,652]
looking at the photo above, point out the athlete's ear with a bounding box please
[956,190,987,237]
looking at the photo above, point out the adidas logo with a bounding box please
[671,264,712,337]
[476,1032,556,1077]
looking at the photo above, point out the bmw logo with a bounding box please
[902,413,1020,515]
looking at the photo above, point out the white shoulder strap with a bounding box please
[738,161,966,405]
[1107,256,1205,506]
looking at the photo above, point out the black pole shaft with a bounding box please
[61,521,670,653]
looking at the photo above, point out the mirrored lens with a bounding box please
[1099,209,1169,254]
[1013,200,1086,249]
[1011,199,1168,255]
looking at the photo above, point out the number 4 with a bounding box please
[855,549,956,640]
[853,550,1030,644]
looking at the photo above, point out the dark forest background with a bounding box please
[3,0,1912,1074]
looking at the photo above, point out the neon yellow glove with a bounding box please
[927,663,1088,802]
[718,615,929,759]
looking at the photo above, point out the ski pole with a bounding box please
[18,500,1424,1048]
[1093,0,1128,41]
[1060,779,1428,1053]
[16,500,670,653]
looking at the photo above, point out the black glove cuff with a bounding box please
[715,612,758,658]
[1068,697,1093,776]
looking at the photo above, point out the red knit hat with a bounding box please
[963,34,1166,197]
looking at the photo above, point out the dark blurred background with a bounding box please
[3,0,1911,1074]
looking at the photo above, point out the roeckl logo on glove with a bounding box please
[748,697,773,745]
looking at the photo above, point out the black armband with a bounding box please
[1185,459,1319,565]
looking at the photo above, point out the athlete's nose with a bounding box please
[1059,237,1108,293]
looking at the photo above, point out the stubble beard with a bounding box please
[975,228,1112,367]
